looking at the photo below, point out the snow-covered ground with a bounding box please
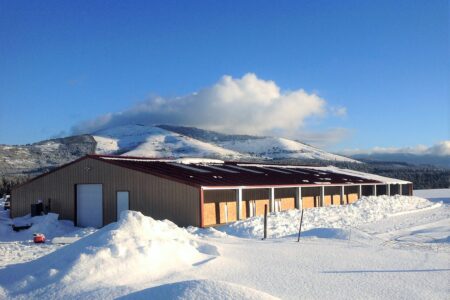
[0,200,94,268]
[0,190,449,299]
[219,195,443,237]
[414,189,450,204]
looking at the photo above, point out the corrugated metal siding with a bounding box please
[243,188,269,201]
[11,158,200,227]
[204,190,236,202]
[275,187,295,199]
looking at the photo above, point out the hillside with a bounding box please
[92,125,246,160]
[0,135,96,177]
[157,125,358,162]
[0,124,357,179]
[351,153,450,169]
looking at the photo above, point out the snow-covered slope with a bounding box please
[92,125,245,160]
[0,135,96,176]
[219,136,358,162]
[92,124,357,162]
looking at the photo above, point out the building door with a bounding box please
[76,184,103,228]
[117,191,129,221]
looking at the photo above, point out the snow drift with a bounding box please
[220,195,441,239]
[0,211,216,299]
[118,279,279,300]
[0,213,90,243]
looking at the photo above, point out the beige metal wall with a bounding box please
[11,158,200,227]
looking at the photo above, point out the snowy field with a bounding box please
[0,190,449,299]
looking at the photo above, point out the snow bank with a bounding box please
[0,211,215,299]
[220,195,440,239]
[118,279,279,300]
[0,213,89,242]
[188,226,228,238]
[301,228,352,240]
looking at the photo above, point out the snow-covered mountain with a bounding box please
[157,125,358,162]
[219,137,352,161]
[1,124,359,177]
[92,124,358,162]
[92,125,245,160]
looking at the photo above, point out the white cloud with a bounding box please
[341,141,450,157]
[72,73,347,145]
[330,106,347,118]
[427,141,450,156]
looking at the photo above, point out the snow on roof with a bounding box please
[301,166,411,184]
[101,156,173,162]
[176,158,225,165]
[100,156,225,165]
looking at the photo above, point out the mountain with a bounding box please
[350,153,450,169]
[0,135,96,176]
[158,125,357,162]
[0,124,358,178]
[92,125,246,160]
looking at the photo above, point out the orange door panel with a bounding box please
[280,197,295,210]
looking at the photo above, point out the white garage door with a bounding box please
[76,184,103,228]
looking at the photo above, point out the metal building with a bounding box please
[11,155,413,228]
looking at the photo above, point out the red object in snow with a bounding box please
[33,233,46,243]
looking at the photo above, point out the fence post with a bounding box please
[263,204,268,240]
[297,209,304,242]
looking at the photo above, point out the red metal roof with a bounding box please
[90,155,381,188]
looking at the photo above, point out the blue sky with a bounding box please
[0,0,448,152]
